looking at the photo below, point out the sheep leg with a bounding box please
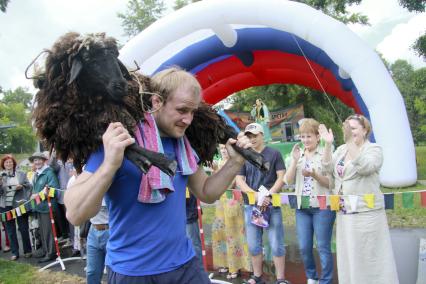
[125,144,177,176]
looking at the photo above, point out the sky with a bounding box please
[0,0,425,93]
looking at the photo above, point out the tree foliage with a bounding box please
[0,87,36,153]
[399,0,426,12]
[412,32,426,60]
[0,0,10,12]
[117,0,165,37]
[390,60,426,144]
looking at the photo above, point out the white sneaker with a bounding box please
[307,280,318,284]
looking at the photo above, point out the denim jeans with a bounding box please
[296,208,336,284]
[244,205,285,257]
[186,220,203,268]
[86,226,109,284]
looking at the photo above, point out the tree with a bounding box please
[1,87,33,109]
[413,33,426,60]
[117,0,165,37]
[173,0,201,10]
[0,87,36,153]
[0,0,10,12]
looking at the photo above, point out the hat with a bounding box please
[29,152,48,162]
[244,123,264,135]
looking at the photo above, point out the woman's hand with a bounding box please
[302,168,316,178]
[291,143,302,161]
[319,124,334,144]
[15,184,23,190]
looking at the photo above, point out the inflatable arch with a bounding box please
[120,0,417,187]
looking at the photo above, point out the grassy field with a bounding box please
[0,259,85,284]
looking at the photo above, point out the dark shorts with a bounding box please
[107,257,211,284]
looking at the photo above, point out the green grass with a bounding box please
[416,145,426,180]
[0,259,85,284]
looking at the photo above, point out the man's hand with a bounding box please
[225,133,252,165]
[102,122,135,172]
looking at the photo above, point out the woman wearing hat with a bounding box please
[0,154,32,260]
[29,151,60,263]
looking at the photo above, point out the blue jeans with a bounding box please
[86,226,109,284]
[296,208,336,284]
[2,206,32,257]
[186,221,203,267]
[244,205,285,257]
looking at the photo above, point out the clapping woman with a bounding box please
[284,119,335,284]
[0,154,32,260]
[319,115,399,284]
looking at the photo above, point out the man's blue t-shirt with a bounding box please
[85,138,195,276]
[239,146,285,205]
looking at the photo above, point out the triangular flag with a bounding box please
[281,194,289,205]
[6,211,12,221]
[31,199,36,209]
[288,195,298,209]
[421,192,426,208]
[39,191,46,201]
[35,195,41,204]
[348,195,359,211]
[15,207,21,217]
[225,190,233,199]
[301,196,310,209]
[185,188,190,199]
[402,192,414,209]
[272,193,281,207]
[49,187,55,197]
[1,213,5,222]
[330,195,340,211]
[247,192,255,205]
[233,190,242,201]
[20,204,26,214]
[384,194,394,209]
[11,209,16,219]
[364,194,375,209]
[317,196,327,210]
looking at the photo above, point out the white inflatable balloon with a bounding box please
[120,0,417,187]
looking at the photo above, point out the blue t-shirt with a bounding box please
[239,146,285,204]
[85,138,194,276]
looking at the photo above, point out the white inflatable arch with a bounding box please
[120,0,417,187]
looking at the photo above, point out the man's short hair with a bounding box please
[151,67,201,103]
[244,123,264,135]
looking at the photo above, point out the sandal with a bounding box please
[218,267,228,273]
[243,274,265,284]
[226,271,240,279]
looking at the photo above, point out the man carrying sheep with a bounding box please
[65,67,251,284]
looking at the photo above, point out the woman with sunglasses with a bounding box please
[319,115,398,284]
[0,154,32,260]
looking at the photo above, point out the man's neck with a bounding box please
[254,144,265,153]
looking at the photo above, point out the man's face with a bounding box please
[33,158,45,170]
[246,132,264,150]
[153,84,201,138]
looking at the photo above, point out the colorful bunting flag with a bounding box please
[317,196,327,210]
[247,192,255,205]
[49,187,55,197]
[288,195,297,209]
[186,188,190,199]
[39,191,46,201]
[272,193,281,207]
[6,211,11,221]
[31,199,36,209]
[364,194,375,209]
[233,190,242,201]
[421,192,426,208]
[11,209,16,219]
[348,195,359,211]
[15,207,21,217]
[301,196,310,209]
[402,192,414,209]
[225,190,233,199]
[384,194,395,209]
[1,213,5,222]
[281,194,289,205]
[20,204,26,214]
[330,195,340,211]
[35,195,41,204]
